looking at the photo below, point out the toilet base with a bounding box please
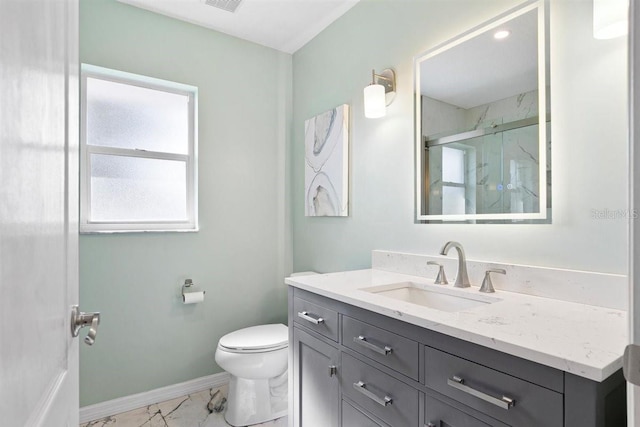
[224,371,288,426]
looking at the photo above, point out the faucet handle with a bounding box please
[480,269,506,293]
[427,261,448,285]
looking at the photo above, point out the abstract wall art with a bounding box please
[304,104,349,217]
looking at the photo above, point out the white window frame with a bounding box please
[80,64,198,233]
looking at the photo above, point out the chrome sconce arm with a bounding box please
[364,68,396,118]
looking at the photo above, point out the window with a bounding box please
[80,65,197,232]
[441,146,466,215]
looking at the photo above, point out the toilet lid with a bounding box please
[219,324,288,352]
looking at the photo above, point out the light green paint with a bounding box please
[79,0,291,406]
[292,0,628,274]
[80,0,628,408]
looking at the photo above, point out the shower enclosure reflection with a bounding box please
[425,115,551,217]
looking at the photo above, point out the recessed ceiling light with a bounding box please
[494,30,511,40]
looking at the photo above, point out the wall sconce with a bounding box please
[364,68,396,118]
[593,0,629,39]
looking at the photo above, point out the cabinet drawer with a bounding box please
[341,353,419,427]
[342,400,389,427]
[425,394,509,427]
[343,316,419,380]
[293,296,338,341]
[425,347,563,427]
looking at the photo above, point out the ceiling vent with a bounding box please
[204,0,243,13]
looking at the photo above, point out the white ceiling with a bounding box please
[420,9,539,109]
[117,0,360,54]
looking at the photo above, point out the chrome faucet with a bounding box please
[480,268,506,293]
[439,241,471,288]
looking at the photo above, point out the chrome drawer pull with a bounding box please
[354,335,393,355]
[447,376,515,410]
[297,311,324,325]
[353,381,393,407]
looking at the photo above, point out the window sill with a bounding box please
[79,227,199,235]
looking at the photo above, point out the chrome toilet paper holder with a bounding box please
[182,279,205,299]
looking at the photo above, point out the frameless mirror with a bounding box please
[415,2,550,223]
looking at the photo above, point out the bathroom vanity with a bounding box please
[286,258,627,427]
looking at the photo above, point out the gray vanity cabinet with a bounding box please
[291,327,340,427]
[425,347,563,427]
[293,296,339,341]
[343,316,420,380]
[341,352,419,427]
[425,394,509,427]
[289,287,626,427]
[342,400,390,427]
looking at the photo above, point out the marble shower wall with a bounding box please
[422,96,467,137]
[422,89,540,137]
[466,89,539,129]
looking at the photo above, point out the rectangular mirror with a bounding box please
[414,1,550,223]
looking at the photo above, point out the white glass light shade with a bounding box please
[364,84,386,118]
[594,0,628,40]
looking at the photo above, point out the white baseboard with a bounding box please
[79,372,230,424]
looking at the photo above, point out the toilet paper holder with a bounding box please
[182,279,206,298]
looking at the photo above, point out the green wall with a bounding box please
[80,0,629,408]
[292,0,628,274]
[79,0,291,406]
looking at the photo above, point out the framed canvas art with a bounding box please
[304,104,349,217]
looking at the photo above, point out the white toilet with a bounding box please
[215,323,289,426]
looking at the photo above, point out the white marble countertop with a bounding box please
[285,269,628,382]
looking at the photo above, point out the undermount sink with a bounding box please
[361,281,501,312]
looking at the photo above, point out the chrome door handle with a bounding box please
[447,376,515,409]
[297,311,324,325]
[71,305,101,346]
[353,381,393,406]
[354,335,393,355]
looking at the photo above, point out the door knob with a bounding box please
[71,305,101,346]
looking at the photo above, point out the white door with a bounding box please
[630,0,640,424]
[0,0,80,425]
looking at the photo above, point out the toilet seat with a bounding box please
[218,323,288,353]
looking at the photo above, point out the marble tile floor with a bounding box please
[80,385,287,427]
